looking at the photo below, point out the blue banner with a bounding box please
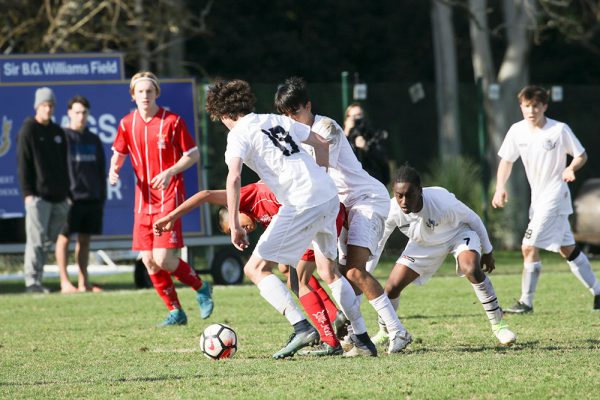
[0,80,206,236]
[0,53,124,83]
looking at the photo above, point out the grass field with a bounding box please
[1,251,599,399]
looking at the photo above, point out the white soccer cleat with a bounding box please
[370,328,389,346]
[492,320,517,346]
[387,330,412,354]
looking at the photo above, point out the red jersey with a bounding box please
[113,108,197,215]
[239,182,281,227]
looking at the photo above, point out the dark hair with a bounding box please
[394,163,421,187]
[68,95,90,110]
[274,76,309,115]
[517,85,549,105]
[205,79,256,121]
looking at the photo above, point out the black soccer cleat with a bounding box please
[504,301,533,314]
[593,294,600,311]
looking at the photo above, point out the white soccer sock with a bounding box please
[567,252,600,296]
[369,293,406,336]
[377,296,400,332]
[328,276,367,335]
[520,261,541,307]
[257,274,304,326]
[471,276,503,325]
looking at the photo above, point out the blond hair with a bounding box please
[129,71,161,97]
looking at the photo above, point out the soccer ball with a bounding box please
[200,323,237,360]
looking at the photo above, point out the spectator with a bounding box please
[55,96,106,294]
[17,87,70,293]
[343,103,390,186]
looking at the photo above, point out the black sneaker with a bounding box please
[593,295,600,311]
[25,284,50,294]
[504,301,533,314]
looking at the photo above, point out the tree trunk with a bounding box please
[432,0,461,161]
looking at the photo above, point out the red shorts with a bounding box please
[300,203,347,262]
[132,212,184,251]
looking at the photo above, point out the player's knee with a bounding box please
[460,263,480,280]
[521,244,536,258]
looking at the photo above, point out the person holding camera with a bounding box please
[343,103,390,186]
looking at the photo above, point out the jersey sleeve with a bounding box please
[112,118,130,155]
[316,117,343,168]
[289,120,310,143]
[449,200,493,254]
[562,123,585,158]
[224,129,248,165]
[172,116,198,155]
[497,126,520,162]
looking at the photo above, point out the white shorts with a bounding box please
[338,195,389,265]
[397,229,481,285]
[522,213,575,253]
[254,196,339,266]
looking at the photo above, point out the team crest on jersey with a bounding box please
[425,218,438,230]
[0,116,12,157]
[258,214,271,225]
[542,139,556,151]
[401,255,415,263]
[169,231,178,244]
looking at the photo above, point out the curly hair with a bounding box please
[274,76,309,115]
[394,163,421,187]
[205,79,256,121]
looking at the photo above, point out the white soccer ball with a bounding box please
[200,323,238,360]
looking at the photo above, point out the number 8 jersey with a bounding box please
[225,113,337,208]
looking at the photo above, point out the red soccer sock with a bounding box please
[299,291,339,347]
[149,269,181,311]
[309,275,340,321]
[172,259,203,291]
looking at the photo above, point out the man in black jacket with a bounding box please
[17,87,70,293]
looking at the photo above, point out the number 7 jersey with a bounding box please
[224,113,337,208]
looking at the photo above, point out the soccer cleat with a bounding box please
[272,327,320,359]
[371,328,389,347]
[388,330,412,353]
[196,282,214,319]
[504,301,533,314]
[157,308,188,327]
[25,284,50,294]
[342,334,378,357]
[297,342,343,356]
[593,295,600,311]
[492,320,517,346]
[333,311,349,339]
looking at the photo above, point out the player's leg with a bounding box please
[77,202,103,292]
[56,232,77,293]
[454,234,516,346]
[561,242,600,310]
[152,215,213,319]
[24,197,53,292]
[75,234,92,291]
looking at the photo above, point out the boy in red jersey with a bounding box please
[109,71,213,326]
[154,181,349,355]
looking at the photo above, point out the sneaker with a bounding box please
[371,328,389,347]
[504,301,533,314]
[333,311,349,339]
[298,342,343,356]
[340,333,354,352]
[196,282,214,319]
[157,309,188,327]
[388,330,412,353]
[594,295,600,311]
[342,334,377,357]
[25,284,50,294]
[272,327,319,359]
[492,320,517,346]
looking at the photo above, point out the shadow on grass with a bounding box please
[411,339,600,354]
[0,280,139,295]
[0,373,210,387]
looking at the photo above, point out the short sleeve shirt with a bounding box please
[113,108,198,214]
[498,118,585,216]
[225,113,337,208]
[239,182,281,227]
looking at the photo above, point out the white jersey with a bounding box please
[225,113,337,208]
[303,115,389,207]
[376,187,493,257]
[498,117,585,217]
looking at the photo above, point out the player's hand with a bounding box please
[153,216,174,236]
[562,167,576,182]
[480,252,496,273]
[231,226,249,251]
[151,169,172,190]
[24,195,34,204]
[491,189,508,209]
[109,169,119,185]
[354,135,367,149]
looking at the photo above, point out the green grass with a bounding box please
[1,251,599,399]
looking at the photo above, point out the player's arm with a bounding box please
[302,131,330,169]
[151,148,199,190]
[226,157,249,251]
[491,159,513,208]
[108,151,127,185]
[563,151,587,182]
[154,189,227,235]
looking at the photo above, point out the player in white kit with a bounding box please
[492,85,600,313]
[206,79,362,358]
[367,165,517,346]
[275,77,411,356]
